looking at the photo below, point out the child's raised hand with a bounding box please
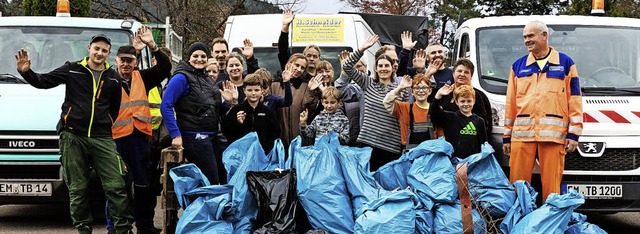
[436,84,454,99]
[299,109,308,125]
[399,75,412,89]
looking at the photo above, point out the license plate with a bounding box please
[0,182,52,196]
[562,184,622,199]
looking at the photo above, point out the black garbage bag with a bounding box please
[247,168,305,234]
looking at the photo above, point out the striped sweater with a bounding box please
[343,50,407,154]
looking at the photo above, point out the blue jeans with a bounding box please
[182,134,220,184]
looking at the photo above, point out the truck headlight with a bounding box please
[491,101,505,127]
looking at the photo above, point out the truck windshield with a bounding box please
[477,25,640,96]
[0,27,131,82]
[234,46,352,80]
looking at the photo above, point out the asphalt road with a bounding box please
[0,200,163,234]
[0,201,639,233]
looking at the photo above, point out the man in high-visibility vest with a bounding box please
[109,25,172,234]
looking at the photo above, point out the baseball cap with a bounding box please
[117,45,137,59]
[90,34,111,46]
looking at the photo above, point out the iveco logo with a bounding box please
[8,141,36,148]
[577,142,606,157]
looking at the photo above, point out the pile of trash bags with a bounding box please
[170,131,608,234]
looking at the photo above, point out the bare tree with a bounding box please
[0,0,24,16]
[90,0,304,57]
[342,0,430,15]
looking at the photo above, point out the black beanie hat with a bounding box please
[186,42,210,60]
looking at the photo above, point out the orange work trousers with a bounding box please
[509,141,566,202]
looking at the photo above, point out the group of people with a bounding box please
[13,7,582,233]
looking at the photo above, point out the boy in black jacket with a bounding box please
[223,73,281,153]
[430,84,487,159]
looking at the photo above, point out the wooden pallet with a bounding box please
[160,147,183,234]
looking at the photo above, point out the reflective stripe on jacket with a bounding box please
[112,71,153,139]
[148,87,162,130]
[503,47,583,144]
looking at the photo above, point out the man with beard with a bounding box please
[210,37,259,83]
[15,34,133,234]
[397,31,454,102]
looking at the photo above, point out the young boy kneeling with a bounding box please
[430,84,487,159]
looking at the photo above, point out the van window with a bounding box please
[232,47,280,78]
[458,33,470,60]
[476,25,640,96]
[451,38,460,65]
[0,27,131,81]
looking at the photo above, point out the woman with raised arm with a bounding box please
[272,9,319,146]
[343,35,407,171]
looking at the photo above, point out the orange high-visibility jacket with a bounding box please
[503,47,583,144]
[112,71,152,139]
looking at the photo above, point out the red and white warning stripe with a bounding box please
[583,110,640,123]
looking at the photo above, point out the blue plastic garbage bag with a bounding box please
[372,157,412,191]
[407,139,458,205]
[565,212,608,234]
[373,138,454,193]
[175,185,234,234]
[402,138,455,161]
[499,180,538,234]
[512,190,585,234]
[354,190,417,234]
[293,132,354,233]
[223,132,287,234]
[169,163,211,208]
[433,200,487,234]
[455,142,516,217]
[337,143,390,216]
[414,206,434,234]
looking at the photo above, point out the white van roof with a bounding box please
[460,15,640,28]
[0,16,140,30]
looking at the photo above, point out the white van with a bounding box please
[453,15,640,211]
[223,13,381,78]
[0,4,154,204]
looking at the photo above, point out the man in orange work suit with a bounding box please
[502,20,583,201]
